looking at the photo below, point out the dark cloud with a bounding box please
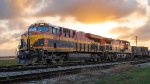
[0,0,16,19]
[0,0,39,19]
[0,0,25,19]
[35,0,138,23]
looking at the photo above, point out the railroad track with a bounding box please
[0,60,128,72]
[0,59,150,83]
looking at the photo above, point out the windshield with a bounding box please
[38,27,49,32]
[29,27,49,32]
[29,27,37,31]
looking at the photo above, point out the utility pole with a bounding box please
[136,36,137,46]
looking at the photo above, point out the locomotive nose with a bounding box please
[29,31,41,35]
[17,49,46,64]
[17,50,31,64]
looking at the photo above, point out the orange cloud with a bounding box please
[10,0,38,15]
[36,0,138,23]
[110,20,150,42]
[0,0,145,24]
[109,27,132,34]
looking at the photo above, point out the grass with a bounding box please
[0,59,17,66]
[96,65,150,84]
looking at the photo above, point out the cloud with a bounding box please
[7,18,28,31]
[0,0,25,19]
[110,20,150,42]
[12,33,21,38]
[0,38,8,44]
[0,18,28,45]
[35,0,138,23]
[0,26,7,33]
[109,27,131,34]
[0,0,39,19]
[0,0,15,19]
[134,22,150,41]
[0,0,146,24]
[109,27,134,40]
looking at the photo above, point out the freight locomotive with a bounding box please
[16,23,149,64]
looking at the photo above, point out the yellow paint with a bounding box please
[20,34,103,52]
[21,34,93,46]
[56,47,75,51]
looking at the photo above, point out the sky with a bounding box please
[0,0,150,56]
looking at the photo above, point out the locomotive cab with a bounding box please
[20,23,58,50]
[28,23,49,49]
[18,23,54,64]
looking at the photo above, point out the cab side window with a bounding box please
[57,28,60,35]
[52,27,57,34]
[52,27,60,35]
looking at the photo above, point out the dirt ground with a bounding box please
[21,62,150,84]
[53,63,133,84]
[21,63,133,84]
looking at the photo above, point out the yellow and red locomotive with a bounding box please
[17,23,145,64]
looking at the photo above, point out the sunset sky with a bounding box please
[0,0,150,56]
